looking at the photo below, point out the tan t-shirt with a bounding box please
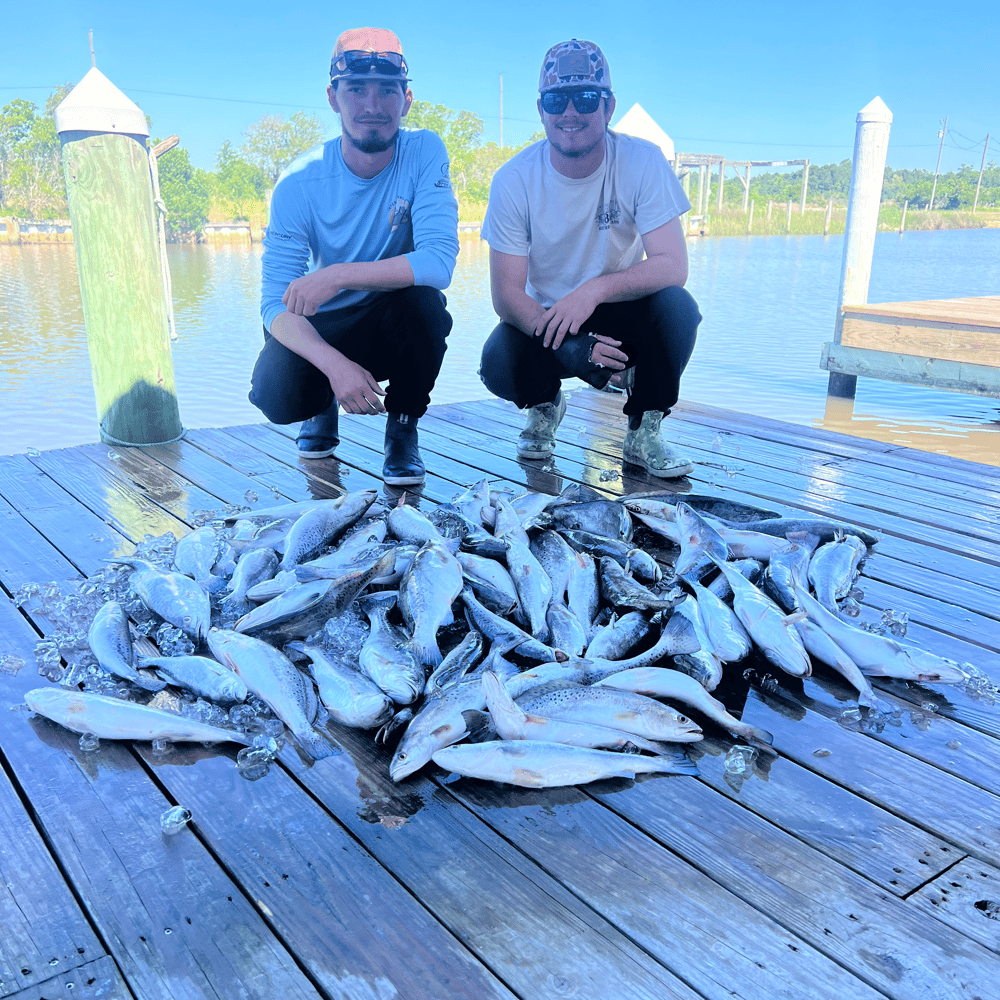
[481,131,690,308]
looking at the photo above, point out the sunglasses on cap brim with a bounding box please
[331,49,408,78]
[540,89,609,115]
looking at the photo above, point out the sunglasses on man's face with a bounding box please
[331,50,407,77]
[540,89,607,115]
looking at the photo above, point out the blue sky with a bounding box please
[3,0,997,175]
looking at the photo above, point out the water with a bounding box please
[2,228,998,464]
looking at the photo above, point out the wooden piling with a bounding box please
[786,199,792,232]
[55,68,183,446]
[715,158,726,213]
[823,198,833,236]
[828,96,893,399]
[747,199,755,235]
[900,199,908,234]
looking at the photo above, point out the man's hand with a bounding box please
[533,281,603,349]
[283,266,343,317]
[324,354,387,415]
[589,334,628,371]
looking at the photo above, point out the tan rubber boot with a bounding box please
[622,410,694,477]
[516,390,566,460]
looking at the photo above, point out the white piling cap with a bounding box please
[856,96,892,125]
[55,67,148,136]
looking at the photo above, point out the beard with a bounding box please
[345,125,398,154]
[548,129,605,160]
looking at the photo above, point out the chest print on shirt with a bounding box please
[595,199,621,231]
[388,197,412,233]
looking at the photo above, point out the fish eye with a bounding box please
[397,751,407,761]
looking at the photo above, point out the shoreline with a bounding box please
[4,211,998,246]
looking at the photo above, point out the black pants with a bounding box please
[479,286,701,417]
[249,286,452,423]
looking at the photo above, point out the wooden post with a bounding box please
[800,160,810,212]
[786,199,792,232]
[767,200,773,222]
[828,96,893,399]
[823,198,833,236]
[55,68,183,445]
[715,158,726,213]
[747,198,754,234]
[699,164,707,215]
[974,134,989,213]
[742,165,751,211]
[899,199,908,234]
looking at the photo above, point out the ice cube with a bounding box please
[160,806,192,835]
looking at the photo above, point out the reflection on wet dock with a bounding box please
[1,390,998,1000]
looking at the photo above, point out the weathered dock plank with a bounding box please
[590,767,1000,1000]
[908,858,1000,955]
[447,774,887,1000]
[690,735,961,895]
[6,955,133,1000]
[133,743,519,1000]
[0,665,104,996]
[279,727,706,1000]
[741,688,1000,863]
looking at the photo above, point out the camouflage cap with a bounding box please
[538,39,611,93]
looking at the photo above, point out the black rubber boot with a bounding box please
[296,398,340,458]
[383,413,425,486]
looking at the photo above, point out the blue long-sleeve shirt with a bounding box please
[260,128,459,331]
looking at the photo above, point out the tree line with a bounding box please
[717,159,999,211]
[1,86,994,234]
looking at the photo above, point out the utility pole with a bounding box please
[499,74,503,149]
[974,133,990,213]
[928,114,947,211]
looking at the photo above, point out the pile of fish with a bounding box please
[23,480,974,789]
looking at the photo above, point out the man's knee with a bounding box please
[479,322,525,402]
[394,286,453,344]
[648,285,702,331]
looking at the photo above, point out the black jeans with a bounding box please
[479,286,701,417]
[249,286,452,423]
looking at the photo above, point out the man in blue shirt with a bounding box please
[250,27,459,486]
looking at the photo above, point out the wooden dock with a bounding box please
[2,390,998,1000]
[822,294,1000,397]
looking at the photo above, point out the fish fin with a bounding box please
[461,709,493,743]
[294,727,342,761]
[203,573,228,594]
[782,610,809,625]
[133,669,169,692]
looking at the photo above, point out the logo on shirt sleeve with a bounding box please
[388,197,412,233]
[435,161,451,188]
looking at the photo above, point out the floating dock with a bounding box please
[823,294,1000,397]
[1,391,998,1000]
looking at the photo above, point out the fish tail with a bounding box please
[220,595,251,618]
[294,727,342,761]
[404,637,442,668]
[738,723,774,746]
[650,746,700,775]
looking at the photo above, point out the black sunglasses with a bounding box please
[331,50,408,78]
[540,89,607,115]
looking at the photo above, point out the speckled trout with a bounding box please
[432,740,697,787]
[25,687,249,745]
[207,628,339,759]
